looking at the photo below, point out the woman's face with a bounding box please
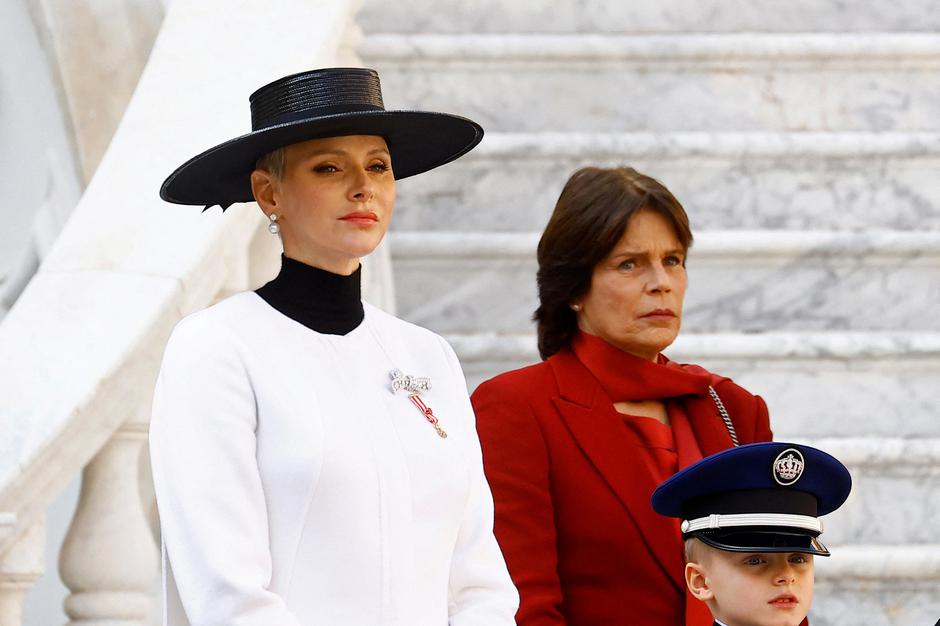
[252,134,395,275]
[575,209,688,361]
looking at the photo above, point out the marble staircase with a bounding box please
[358,2,940,624]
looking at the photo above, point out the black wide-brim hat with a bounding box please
[160,67,484,209]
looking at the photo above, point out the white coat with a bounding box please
[149,293,519,625]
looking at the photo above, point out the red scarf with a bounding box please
[571,332,712,401]
[570,331,740,469]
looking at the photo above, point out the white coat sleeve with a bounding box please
[439,338,520,626]
[149,316,303,626]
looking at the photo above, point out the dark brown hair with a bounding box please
[534,166,693,359]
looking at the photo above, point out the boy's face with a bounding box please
[686,546,814,626]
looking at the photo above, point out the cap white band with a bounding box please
[680,513,823,534]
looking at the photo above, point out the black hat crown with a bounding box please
[249,68,385,131]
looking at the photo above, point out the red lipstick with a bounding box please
[339,211,379,225]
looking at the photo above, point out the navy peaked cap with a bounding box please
[651,442,852,555]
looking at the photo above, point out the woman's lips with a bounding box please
[641,308,676,319]
[768,593,799,608]
[338,211,379,225]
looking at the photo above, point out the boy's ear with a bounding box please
[685,562,714,602]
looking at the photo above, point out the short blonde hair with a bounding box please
[684,537,710,564]
[255,147,286,181]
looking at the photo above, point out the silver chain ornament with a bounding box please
[707,385,739,446]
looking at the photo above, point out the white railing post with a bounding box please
[59,415,158,625]
[0,517,45,626]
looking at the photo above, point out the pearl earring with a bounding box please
[268,213,280,235]
[570,303,582,312]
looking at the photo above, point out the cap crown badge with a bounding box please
[772,448,805,486]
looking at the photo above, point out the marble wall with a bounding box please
[364,34,940,133]
[393,133,940,231]
[360,0,940,34]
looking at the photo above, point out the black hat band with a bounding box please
[250,69,384,131]
[256,103,387,130]
[683,488,818,520]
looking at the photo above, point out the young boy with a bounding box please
[652,442,852,626]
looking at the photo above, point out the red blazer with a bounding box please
[472,348,773,626]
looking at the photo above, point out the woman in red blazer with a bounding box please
[472,167,775,626]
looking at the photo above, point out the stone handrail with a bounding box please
[0,0,362,622]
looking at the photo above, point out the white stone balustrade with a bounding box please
[0,519,44,626]
[60,418,157,625]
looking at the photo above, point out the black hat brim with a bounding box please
[159,110,483,208]
[693,528,831,557]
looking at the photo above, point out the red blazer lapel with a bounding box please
[548,351,685,593]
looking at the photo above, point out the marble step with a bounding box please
[389,230,940,334]
[359,0,940,35]
[440,330,940,439]
[361,33,940,132]
[394,132,940,232]
[812,544,940,625]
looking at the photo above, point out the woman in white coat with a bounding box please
[150,68,519,626]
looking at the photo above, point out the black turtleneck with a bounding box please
[255,255,364,335]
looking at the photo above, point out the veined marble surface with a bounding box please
[363,34,940,132]
[813,576,940,626]
[365,33,940,61]
[360,0,940,34]
[812,452,940,545]
[390,230,940,333]
[393,132,940,231]
[812,545,940,624]
[814,543,940,580]
[443,330,940,438]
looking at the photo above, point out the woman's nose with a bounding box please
[349,169,374,202]
[647,263,673,293]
